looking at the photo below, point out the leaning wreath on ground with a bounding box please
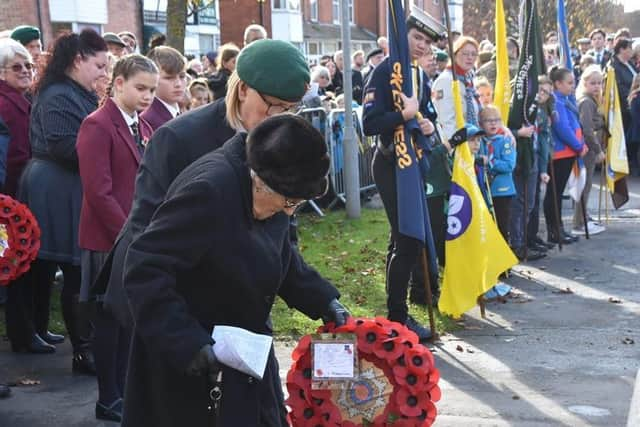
[286,317,441,426]
[0,194,41,285]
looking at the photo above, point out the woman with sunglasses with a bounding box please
[0,39,50,355]
[121,114,348,427]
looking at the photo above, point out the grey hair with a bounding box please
[311,65,330,83]
[0,39,32,70]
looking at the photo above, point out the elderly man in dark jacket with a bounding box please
[122,115,348,427]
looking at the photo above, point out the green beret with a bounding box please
[10,25,41,46]
[435,51,449,62]
[236,39,309,102]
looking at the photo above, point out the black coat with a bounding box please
[121,134,339,427]
[610,55,638,115]
[93,98,235,326]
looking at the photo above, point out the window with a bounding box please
[310,0,318,21]
[197,3,217,25]
[307,41,320,55]
[273,0,299,10]
[333,0,353,24]
[332,0,340,23]
[199,34,215,54]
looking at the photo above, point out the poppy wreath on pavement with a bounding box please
[0,194,41,286]
[286,317,440,427]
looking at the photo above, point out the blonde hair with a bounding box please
[478,104,501,122]
[188,77,212,100]
[224,71,243,130]
[576,64,603,100]
[217,43,240,71]
[475,76,491,90]
[453,36,479,56]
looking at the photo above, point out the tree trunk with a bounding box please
[166,0,187,53]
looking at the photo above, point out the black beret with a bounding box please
[10,26,40,46]
[366,47,384,62]
[237,39,310,102]
[247,114,330,200]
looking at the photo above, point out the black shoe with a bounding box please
[547,231,575,245]
[96,398,122,422]
[514,247,546,261]
[527,242,549,253]
[0,384,10,399]
[11,334,56,354]
[39,331,65,345]
[72,350,96,376]
[532,236,555,249]
[562,230,579,243]
[403,315,432,343]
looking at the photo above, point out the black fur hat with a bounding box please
[247,114,330,200]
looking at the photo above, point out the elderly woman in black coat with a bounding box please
[121,114,348,427]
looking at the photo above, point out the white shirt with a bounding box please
[117,105,139,135]
[158,97,180,118]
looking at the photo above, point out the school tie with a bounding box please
[130,122,144,155]
[597,52,601,64]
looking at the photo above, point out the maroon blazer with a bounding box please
[77,98,153,252]
[0,79,31,197]
[140,97,174,131]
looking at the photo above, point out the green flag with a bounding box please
[508,0,546,174]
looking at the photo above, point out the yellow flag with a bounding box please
[603,66,629,191]
[439,142,518,318]
[494,0,510,122]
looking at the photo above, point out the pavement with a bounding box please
[1,175,640,426]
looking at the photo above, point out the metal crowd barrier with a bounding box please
[298,107,377,214]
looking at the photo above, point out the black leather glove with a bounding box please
[449,127,468,148]
[322,298,350,327]
[186,344,220,385]
[474,157,486,167]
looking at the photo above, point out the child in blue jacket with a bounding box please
[479,105,517,242]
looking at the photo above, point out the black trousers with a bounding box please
[373,149,423,322]
[5,259,56,346]
[543,157,574,233]
[492,196,513,243]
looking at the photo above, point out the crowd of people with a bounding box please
[0,8,638,426]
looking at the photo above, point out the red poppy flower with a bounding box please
[285,385,309,413]
[373,336,405,361]
[392,364,429,394]
[395,388,432,418]
[354,320,386,354]
[405,347,435,373]
[292,335,312,361]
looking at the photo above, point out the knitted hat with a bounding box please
[435,50,449,62]
[10,26,40,46]
[236,39,310,102]
[247,114,330,200]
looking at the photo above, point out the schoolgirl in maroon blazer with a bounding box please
[77,54,158,422]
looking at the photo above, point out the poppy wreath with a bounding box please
[286,317,441,427]
[0,194,41,286]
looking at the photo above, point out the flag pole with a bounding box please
[580,193,590,239]
[548,158,564,251]
[523,179,529,260]
[420,249,438,339]
[598,160,604,223]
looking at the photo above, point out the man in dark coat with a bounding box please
[121,116,348,427]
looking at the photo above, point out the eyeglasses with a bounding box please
[251,169,306,211]
[539,89,551,96]
[458,51,478,59]
[5,62,34,73]
[256,90,301,115]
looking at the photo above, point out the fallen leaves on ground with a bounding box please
[552,287,574,294]
[456,345,464,352]
[16,378,40,386]
[608,297,623,304]
[622,337,635,345]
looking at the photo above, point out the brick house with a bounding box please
[0,0,142,51]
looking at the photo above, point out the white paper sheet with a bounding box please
[313,342,355,379]
[212,326,272,380]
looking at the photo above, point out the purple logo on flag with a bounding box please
[446,183,472,240]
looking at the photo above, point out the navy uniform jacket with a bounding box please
[362,57,450,196]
